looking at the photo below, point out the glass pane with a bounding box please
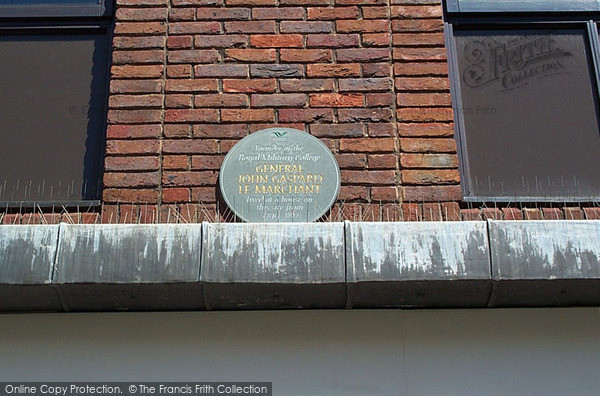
[454,29,600,199]
[0,32,110,202]
[453,0,600,13]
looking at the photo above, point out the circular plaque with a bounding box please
[219,128,341,222]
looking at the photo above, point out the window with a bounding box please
[0,1,113,205]
[445,1,600,201]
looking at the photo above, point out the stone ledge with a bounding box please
[0,220,598,311]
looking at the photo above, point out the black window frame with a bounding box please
[0,1,113,19]
[0,1,114,208]
[445,5,600,203]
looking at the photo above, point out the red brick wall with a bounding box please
[101,0,464,220]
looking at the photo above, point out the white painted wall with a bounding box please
[0,309,599,395]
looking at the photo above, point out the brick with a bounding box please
[442,202,461,221]
[401,203,421,221]
[310,93,363,107]
[393,32,444,46]
[306,34,360,47]
[402,185,462,202]
[251,94,307,107]
[114,22,167,35]
[400,153,458,168]
[167,65,193,78]
[397,107,453,122]
[224,49,277,62]
[339,186,368,200]
[169,8,195,21]
[363,63,391,77]
[106,140,161,155]
[195,34,248,48]
[169,22,221,34]
[164,124,191,138]
[392,19,443,32]
[278,108,334,123]
[116,8,167,21]
[341,170,396,185]
[162,171,218,186]
[250,64,303,77]
[196,8,250,20]
[103,189,159,204]
[390,5,442,19]
[104,172,161,188]
[106,125,162,139]
[337,48,390,62]
[402,169,459,185]
[362,6,388,19]
[163,140,219,154]
[113,36,164,49]
[191,187,218,202]
[393,47,446,61]
[168,50,220,64]
[163,188,190,203]
[166,79,219,92]
[164,109,219,122]
[105,156,160,171]
[335,153,367,168]
[224,21,276,33]
[395,77,449,91]
[280,79,334,92]
[165,94,193,108]
[563,207,584,220]
[191,155,225,169]
[221,109,274,122]
[167,36,193,49]
[368,123,396,136]
[394,62,448,76]
[280,21,334,33]
[223,79,277,92]
[339,78,392,92]
[112,65,164,78]
[397,92,452,107]
[366,93,395,107]
[308,7,359,20]
[307,64,361,77]
[194,64,248,77]
[109,94,163,108]
[523,208,543,220]
[337,19,388,33]
[107,109,161,123]
[502,207,523,220]
[371,187,398,201]
[253,7,305,19]
[163,155,189,170]
[583,208,600,220]
[542,208,564,220]
[398,123,454,137]
[228,0,276,5]
[280,49,332,63]
[461,209,482,221]
[193,124,248,139]
[110,79,163,93]
[340,138,395,153]
[312,124,364,137]
[172,0,224,6]
[363,33,390,47]
[251,34,304,48]
[117,1,168,7]
[400,138,456,153]
[194,94,249,107]
[367,154,397,169]
[338,108,393,123]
